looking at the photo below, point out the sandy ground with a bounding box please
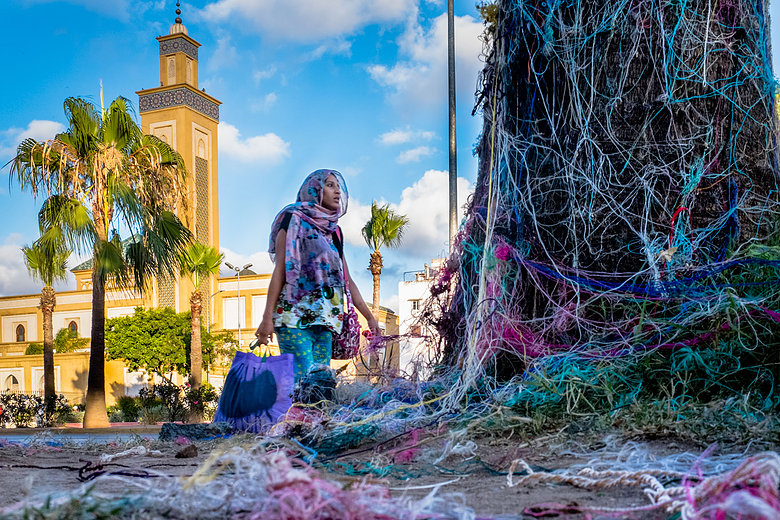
[1,425,769,519]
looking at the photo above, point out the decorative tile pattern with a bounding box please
[158,273,176,309]
[159,37,198,60]
[195,157,210,243]
[139,88,219,121]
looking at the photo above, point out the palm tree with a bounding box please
[179,242,223,394]
[11,97,191,427]
[361,202,409,312]
[22,236,69,417]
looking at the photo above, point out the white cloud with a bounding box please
[0,233,84,297]
[208,35,239,71]
[218,121,290,163]
[250,93,278,113]
[368,13,484,111]
[339,198,373,247]
[397,146,435,164]
[219,247,276,276]
[382,293,399,313]
[0,120,66,160]
[379,127,435,146]
[392,169,472,256]
[307,39,352,60]
[200,0,417,41]
[253,66,278,85]
[341,170,473,261]
[22,0,131,20]
[340,166,363,177]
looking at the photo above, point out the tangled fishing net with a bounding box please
[0,437,474,520]
[415,0,780,412]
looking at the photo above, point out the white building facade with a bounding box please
[397,258,445,378]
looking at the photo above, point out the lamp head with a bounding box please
[243,263,253,270]
[225,262,235,270]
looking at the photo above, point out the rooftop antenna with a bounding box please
[175,0,182,24]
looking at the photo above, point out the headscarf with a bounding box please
[269,169,349,302]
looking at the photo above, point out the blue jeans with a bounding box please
[276,326,333,382]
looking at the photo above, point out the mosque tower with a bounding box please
[136,2,221,313]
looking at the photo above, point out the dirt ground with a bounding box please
[1,426,773,519]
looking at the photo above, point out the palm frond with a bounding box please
[38,195,96,254]
[94,238,126,285]
[124,238,155,293]
[179,242,224,287]
[361,201,409,251]
[22,239,69,288]
[63,98,100,158]
[125,211,192,292]
[102,98,139,154]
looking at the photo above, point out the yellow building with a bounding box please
[0,18,398,405]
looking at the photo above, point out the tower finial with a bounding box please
[175,0,182,24]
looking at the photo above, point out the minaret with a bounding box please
[136,2,221,312]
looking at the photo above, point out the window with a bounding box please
[68,321,78,334]
[4,375,19,392]
[15,324,25,342]
[167,56,176,85]
[410,299,421,311]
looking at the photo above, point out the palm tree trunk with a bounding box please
[189,291,203,423]
[369,249,383,313]
[41,286,56,418]
[83,264,109,428]
[368,250,383,379]
[190,291,203,389]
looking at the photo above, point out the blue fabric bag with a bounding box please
[213,350,294,432]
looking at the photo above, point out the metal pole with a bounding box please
[207,290,223,334]
[448,0,458,252]
[236,268,241,345]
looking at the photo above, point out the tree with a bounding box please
[25,328,89,355]
[22,238,68,414]
[179,242,223,417]
[11,97,191,427]
[105,307,236,382]
[361,202,409,312]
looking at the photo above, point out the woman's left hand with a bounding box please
[366,315,381,336]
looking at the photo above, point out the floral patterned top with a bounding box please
[272,213,346,333]
[273,284,345,332]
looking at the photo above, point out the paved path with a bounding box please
[0,424,162,444]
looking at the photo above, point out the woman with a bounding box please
[255,169,379,382]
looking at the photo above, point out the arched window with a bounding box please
[15,324,25,342]
[68,321,78,334]
[4,375,19,392]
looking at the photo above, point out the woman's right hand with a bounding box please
[255,316,275,345]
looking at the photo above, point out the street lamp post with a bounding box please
[224,262,253,345]
[207,289,224,334]
[205,289,223,381]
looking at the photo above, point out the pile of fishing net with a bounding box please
[410,0,780,412]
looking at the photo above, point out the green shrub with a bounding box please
[139,403,167,425]
[116,396,141,422]
[24,343,43,355]
[184,382,219,421]
[137,380,220,423]
[0,393,73,427]
[107,407,124,422]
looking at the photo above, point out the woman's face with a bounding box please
[321,174,341,212]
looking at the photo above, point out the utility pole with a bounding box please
[448,0,458,251]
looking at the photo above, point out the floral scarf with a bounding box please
[269,169,348,304]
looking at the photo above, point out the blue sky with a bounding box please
[2,1,779,313]
[0,0,486,311]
